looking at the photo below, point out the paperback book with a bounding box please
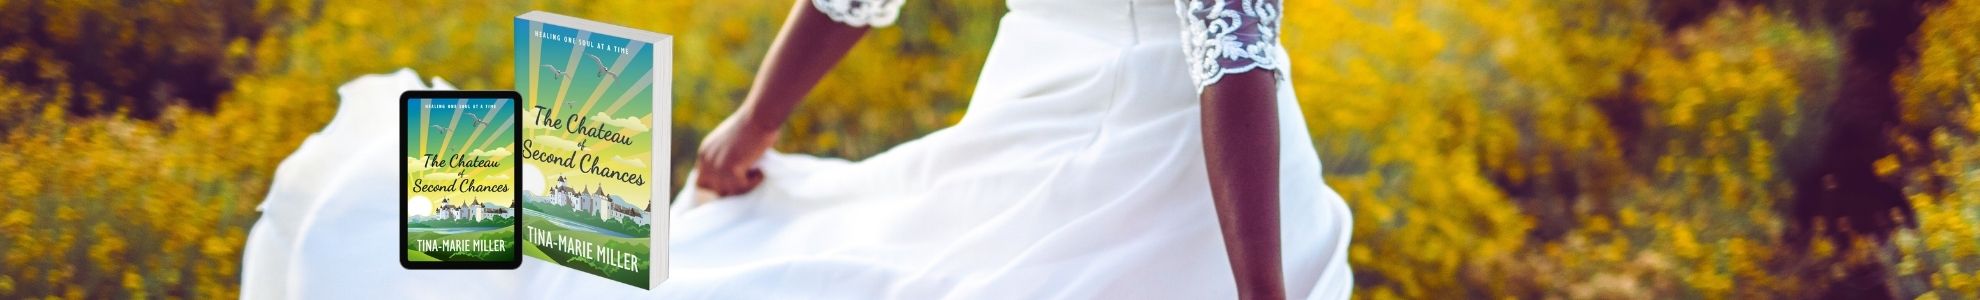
[514,10,671,289]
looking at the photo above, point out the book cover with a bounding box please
[514,11,671,289]
[403,98,521,264]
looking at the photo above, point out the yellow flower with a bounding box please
[123,271,145,299]
[1670,223,1702,260]
[54,207,78,222]
[0,210,30,232]
[1874,155,1901,177]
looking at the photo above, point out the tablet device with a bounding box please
[400,90,525,269]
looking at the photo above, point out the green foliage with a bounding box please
[0,0,668,298]
[520,217,651,287]
[407,216,513,228]
[521,196,648,237]
[0,0,1977,299]
[1285,0,1979,298]
[404,229,520,262]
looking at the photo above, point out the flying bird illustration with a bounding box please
[466,113,489,128]
[430,125,449,134]
[587,54,619,79]
[540,64,571,80]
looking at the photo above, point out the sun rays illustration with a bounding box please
[412,98,518,180]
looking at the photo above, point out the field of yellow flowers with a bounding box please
[0,0,1974,299]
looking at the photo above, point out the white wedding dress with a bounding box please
[660,0,1353,298]
[239,0,1349,298]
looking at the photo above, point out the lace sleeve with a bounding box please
[812,0,906,28]
[1176,0,1284,93]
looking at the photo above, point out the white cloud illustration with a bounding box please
[468,146,511,157]
[531,135,581,150]
[611,155,646,168]
[592,112,648,133]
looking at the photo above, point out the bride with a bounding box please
[238,0,1350,298]
[669,0,1352,298]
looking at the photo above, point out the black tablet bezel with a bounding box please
[399,90,526,270]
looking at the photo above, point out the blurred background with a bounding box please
[0,0,1976,299]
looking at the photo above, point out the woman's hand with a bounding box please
[693,0,872,198]
[694,112,778,197]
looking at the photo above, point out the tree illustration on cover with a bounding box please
[404,98,520,262]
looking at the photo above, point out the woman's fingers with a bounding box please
[696,167,737,195]
[693,164,765,197]
[743,168,765,192]
[696,171,734,196]
[694,110,779,197]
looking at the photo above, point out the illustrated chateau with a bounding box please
[535,175,650,225]
[433,197,516,222]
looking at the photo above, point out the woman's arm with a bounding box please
[1201,69,1285,300]
[697,0,870,196]
[1178,0,1288,296]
